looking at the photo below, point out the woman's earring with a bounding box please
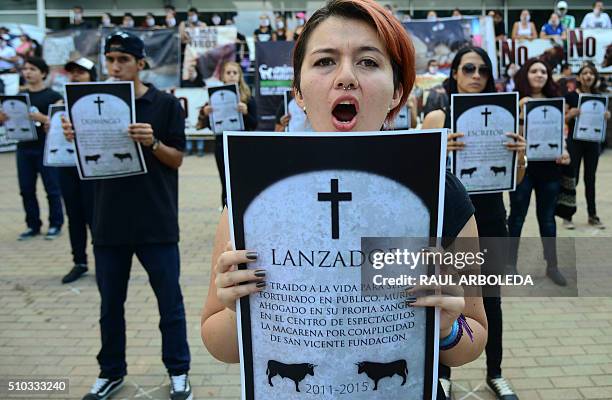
[303,105,307,115]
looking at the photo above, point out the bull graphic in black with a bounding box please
[356,360,408,390]
[20,128,30,132]
[529,144,540,150]
[594,128,602,133]
[113,152,133,162]
[49,148,59,154]
[85,154,101,164]
[579,127,588,132]
[215,120,223,125]
[548,143,559,149]
[266,360,316,392]
[491,166,506,176]
[460,167,477,178]
[66,149,75,154]
[229,118,239,123]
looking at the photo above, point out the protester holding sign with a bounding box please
[509,59,570,286]
[561,63,611,229]
[197,61,257,207]
[61,32,192,400]
[0,57,63,241]
[422,46,524,400]
[202,2,487,399]
[57,58,96,284]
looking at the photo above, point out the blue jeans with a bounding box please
[16,146,63,231]
[58,168,94,265]
[185,139,205,154]
[508,174,560,267]
[94,243,190,378]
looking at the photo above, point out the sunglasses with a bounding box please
[460,63,491,77]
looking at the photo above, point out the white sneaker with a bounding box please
[563,219,575,230]
[82,377,124,400]
[169,374,193,400]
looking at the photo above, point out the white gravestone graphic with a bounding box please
[72,93,140,177]
[210,89,243,134]
[456,105,515,192]
[526,105,563,161]
[242,170,431,400]
[44,107,76,167]
[575,100,607,142]
[2,99,37,141]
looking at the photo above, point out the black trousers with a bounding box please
[214,137,226,207]
[58,167,94,265]
[439,217,507,379]
[567,135,600,217]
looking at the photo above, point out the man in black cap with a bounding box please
[0,56,64,240]
[59,58,96,284]
[62,32,192,400]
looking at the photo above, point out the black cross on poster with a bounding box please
[318,178,352,239]
[94,96,104,115]
[481,107,491,127]
[542,107,548,119]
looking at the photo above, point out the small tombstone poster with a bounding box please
[44,105,77,167]
[451,92,518,194]
[208,83,244,134]
[64,82,146,179]
[0,94,38,142]
[524,98,565,161]
[225,130,447,400]
[573,94,608,142]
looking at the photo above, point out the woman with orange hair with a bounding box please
[201,1,487,396]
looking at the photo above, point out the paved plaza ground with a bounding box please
[0,148,611,399]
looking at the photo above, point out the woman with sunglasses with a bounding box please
[201,1,488,398]
[422,46,525,400]
[561,62,611,229]
[196,61,258,207]
[508,58,570,287]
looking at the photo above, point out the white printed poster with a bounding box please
[451,92,518,194]
[524,98,565,161]
[208,83,244,134]
[0,94,38,142]
[65,81,146,179]
[225,131,447,400]
[44,104,76,167]
[573,94,608,142]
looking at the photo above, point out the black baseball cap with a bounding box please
[104,31,146,59]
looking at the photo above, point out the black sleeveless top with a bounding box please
[443,107,508,226]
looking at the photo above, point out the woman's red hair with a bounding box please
[292,0,416,121]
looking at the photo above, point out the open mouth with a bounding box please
[331,97,359,131]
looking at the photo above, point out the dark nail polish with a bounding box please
[256,281,266,288]
[246,251,258,260]
[254,269,266,278]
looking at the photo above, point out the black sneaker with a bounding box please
[588,215,605,229]
[45,226,61,240]
[82,377,124,400]
[18,228,40,241]
[546,266,567,286]
[439,377,452,400]
[62,264,88,284]
[486,375,519,400]
[169,374,192,400]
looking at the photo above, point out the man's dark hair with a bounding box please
[188,7,198,13]
[427,59,438,67]
[164,4,176,11]
[23,56,49,79]
[73,5,83,12]
[124,12,134,19]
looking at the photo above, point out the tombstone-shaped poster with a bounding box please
[44,105,77,167]
[65,82,146,179]
[451,92,518,194]
[574,94,608,142]
[283,90,311,132]
[0,94,38,142]
[225,131,447,400]
[208,83,244,134]
[524,98,565,161]
[391,105,412,130]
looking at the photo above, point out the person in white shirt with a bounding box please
[580,0,612,28]
[0,35,17,72]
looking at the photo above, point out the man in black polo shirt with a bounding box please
[63,32,192,400]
